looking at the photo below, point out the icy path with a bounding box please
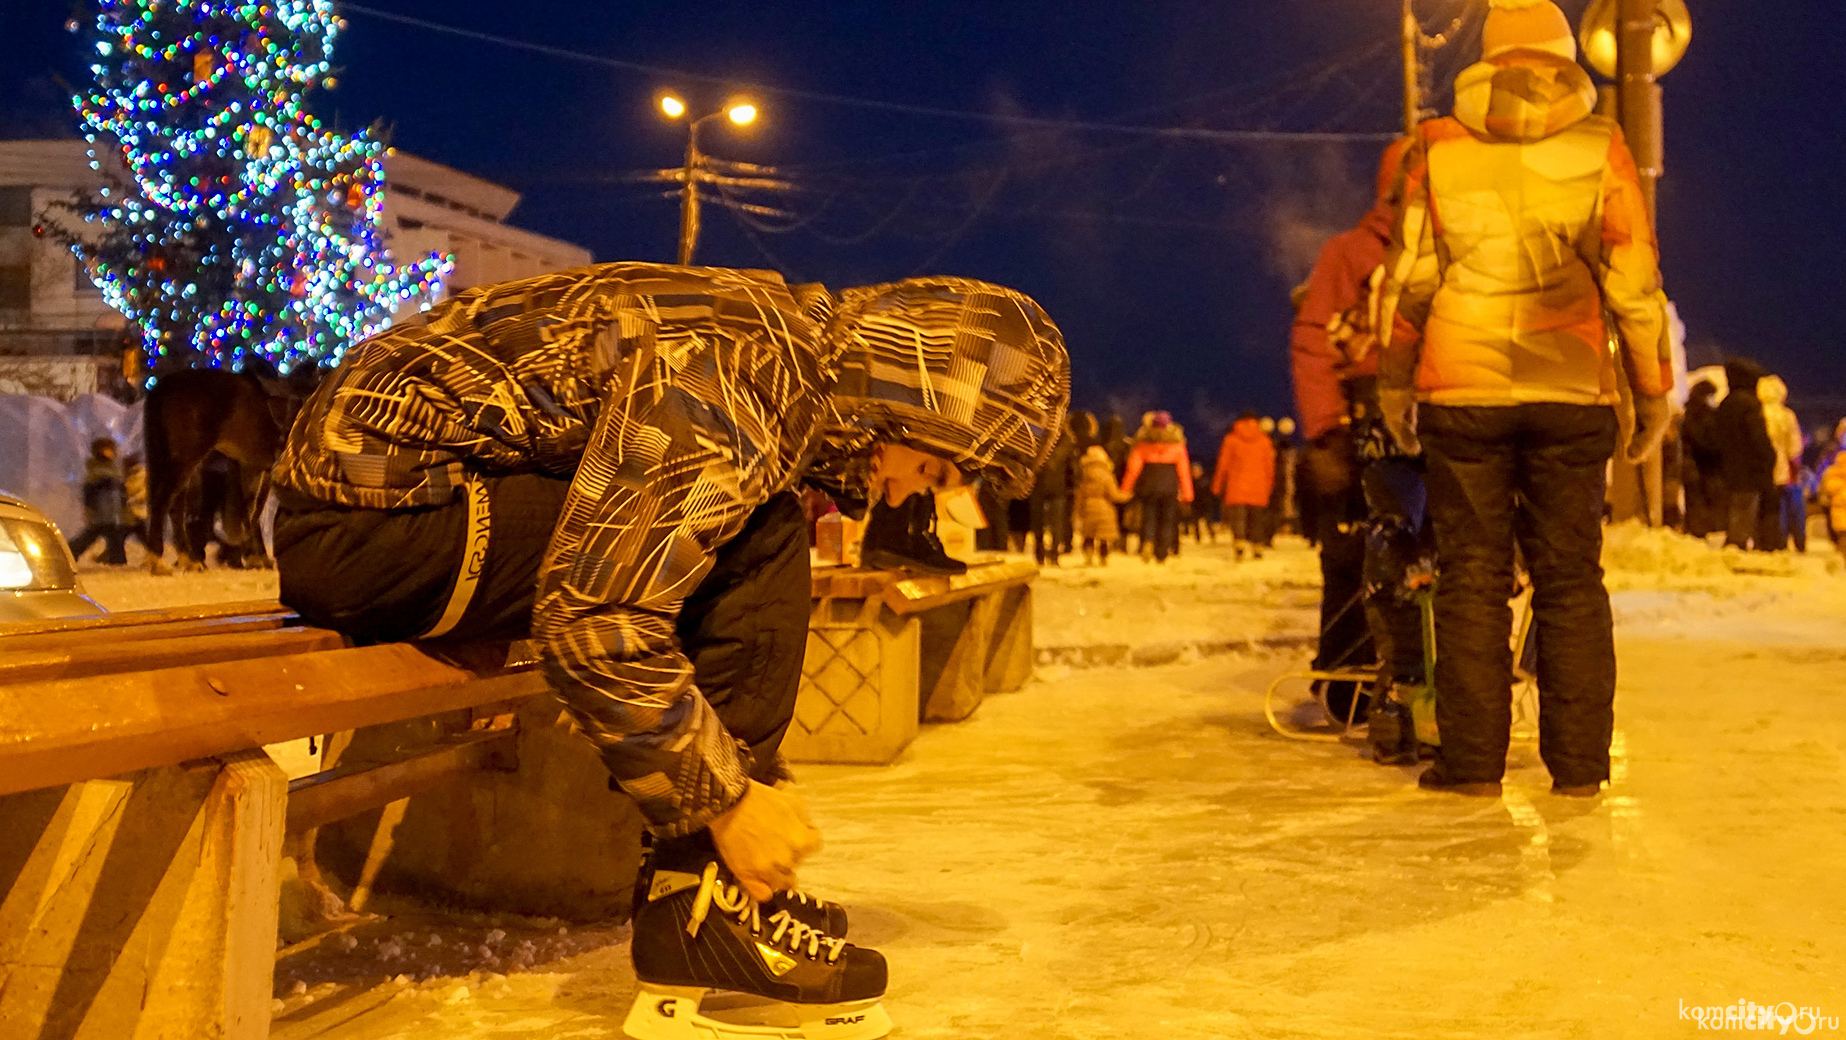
[75,533,1846,1038]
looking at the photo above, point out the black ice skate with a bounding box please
[638,831,850,937]
[859,491,966,576]
[626,847,889,1040]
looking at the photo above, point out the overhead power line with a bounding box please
[335,2,1397,143]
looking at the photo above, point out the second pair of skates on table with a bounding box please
[625,835,890,1040]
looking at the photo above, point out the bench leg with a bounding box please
[983,584,1035,694]
[784,606,922,765]
[0,749,285,1040]
[921,591,1003,723]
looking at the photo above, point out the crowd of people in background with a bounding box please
[999,405,1295,567]
[1678,359,1846,559]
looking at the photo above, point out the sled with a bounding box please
[1266,584,1440,746]
[1269,580,1542,747]
[1262,665,1383,742]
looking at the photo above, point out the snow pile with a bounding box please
[270,906,634,1033]
[275,910,626,990]
[1599,522,1737,585]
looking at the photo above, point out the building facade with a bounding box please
[0,139,592,399]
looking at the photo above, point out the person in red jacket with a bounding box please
[1212,412,1277,559]
[1288,137,1429,741]
[1120,411,1193,563]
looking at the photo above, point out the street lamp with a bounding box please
[658,93,759,265]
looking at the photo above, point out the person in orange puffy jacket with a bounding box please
[1820,449,1846,565]
[1120,412,1193,563]
[1376,0,1670,800]
[1212,412,1277,559]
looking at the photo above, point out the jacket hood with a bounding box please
[1082,444,1112,466]
[809,277,1070,501]
[1135,420,1185,444]
[1758,374,1788,406]
[1452,51,1597,143]
[1227,417,1268,443]
[1724,359,1766,397]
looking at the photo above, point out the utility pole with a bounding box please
[1616,0,1664,225]
[1401,0,1421,137]
[658,98,758,265]
[1616,0,1667,526]
[677,122,703,266]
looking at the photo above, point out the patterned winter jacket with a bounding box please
[1379,50,1671,408]
[274,263,833,836]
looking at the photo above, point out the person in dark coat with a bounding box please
[1102,413,1132,550]
[1711,359,1778,550]
[69,437,131,565]
[1026,428,1079,565]
[1679,380,1724,538]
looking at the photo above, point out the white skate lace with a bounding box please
[685,862,848,964]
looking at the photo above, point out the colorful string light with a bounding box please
[59,0,449,374]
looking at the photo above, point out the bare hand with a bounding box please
[1626,394,1672,464]
[708,781,822,901]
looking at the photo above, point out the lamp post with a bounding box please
[658,94,758,265]
[1400,0,1421,138]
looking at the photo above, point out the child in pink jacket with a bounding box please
[1120,412,1193,562]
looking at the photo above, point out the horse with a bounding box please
[142,368,285,573]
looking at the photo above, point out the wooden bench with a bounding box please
[0,602,636,1040]
[785,559,1037,764]
[0,564,1040,1036]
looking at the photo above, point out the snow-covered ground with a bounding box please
[71,527,1846,1038]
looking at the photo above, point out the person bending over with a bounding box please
[272,263,1069,1035]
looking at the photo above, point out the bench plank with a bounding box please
[0,611,299,654]
[0,644,551,797]
[810,560,1039,615]
[882,560,1039,616]
[0,627,347,685]
[0,599,291,638]
[285,728,515,833]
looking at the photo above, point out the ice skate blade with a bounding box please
[625,985,891,1040]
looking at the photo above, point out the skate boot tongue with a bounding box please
[645,832,849,936]
[685,862,847,964]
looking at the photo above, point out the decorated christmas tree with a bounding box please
[48,0,449,376]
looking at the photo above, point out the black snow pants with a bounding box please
[1361,456,1431,687]
[1030,494,1070,564]
[1313,487,1375,675]
[1725,490,1765,550]
[1141,494,1181,561]
[274,479,810,781]
[68,523,130,565]
[1420,404,1619,789]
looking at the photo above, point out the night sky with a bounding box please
[5,0,1844,437]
